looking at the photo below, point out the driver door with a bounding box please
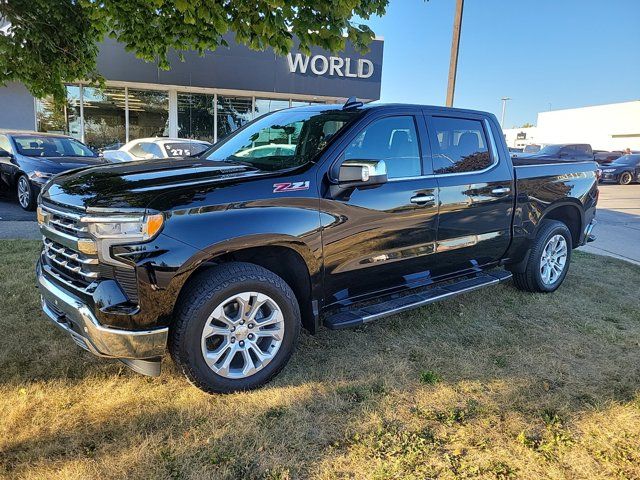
[320,111,439,306]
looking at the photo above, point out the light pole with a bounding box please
[446,0,464,107]
[500,97,511,128]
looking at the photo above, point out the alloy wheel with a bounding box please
[17,177,30,208]
[539,234,568,286]
[200,291,285,379]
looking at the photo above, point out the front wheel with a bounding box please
[512,220,572,293]
[618,172,633,185]
[169,262,301,394]
[17,175,36,211]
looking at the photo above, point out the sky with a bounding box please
[364,0,640,127]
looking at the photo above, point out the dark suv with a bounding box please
[0,131,104,210]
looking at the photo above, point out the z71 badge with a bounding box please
[273,181,310,193]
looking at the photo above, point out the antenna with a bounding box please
[343,96,363,110]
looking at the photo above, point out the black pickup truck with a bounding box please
[35,101,598,393]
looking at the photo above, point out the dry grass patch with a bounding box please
[0,240,639,479]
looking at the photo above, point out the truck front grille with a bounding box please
[43,238,99,287]
[40,204,98,292]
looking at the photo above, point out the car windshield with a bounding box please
[202,108,363,172]
[13,135,96,158]
[611,154,639,166]
[523,144,541,153]
[163,142,210,157]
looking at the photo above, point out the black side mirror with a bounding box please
[0,148,13,160]
[338,159,388,186]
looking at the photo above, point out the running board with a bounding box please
[324,270,513,330]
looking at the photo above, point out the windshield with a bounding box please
[14,135,96,158]
[611,154,639,166]
[202,108,362,171]
[523,144,541,153]
[163,142,210,157]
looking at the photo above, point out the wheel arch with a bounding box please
[538,201,584,247]
[175,235,320,333]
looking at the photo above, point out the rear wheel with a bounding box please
[512,220,572,293]
[17,175,35,211]
[169,262,301,393]
[618,172,633,185]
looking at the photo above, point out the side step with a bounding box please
[324,270,512,330]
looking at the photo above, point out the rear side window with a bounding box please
[343,116,421,179]
[0,135,12,153]
[430,117,493,174]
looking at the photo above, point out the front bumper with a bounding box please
[37,261,168,360]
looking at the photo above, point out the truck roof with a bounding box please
[288,102,496,118]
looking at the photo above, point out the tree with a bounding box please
[521,122,534,128]
[0,0,388,101]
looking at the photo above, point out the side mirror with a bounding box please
[0,148,13,159]
[338,159,388,186]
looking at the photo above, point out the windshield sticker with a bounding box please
[273,181,310,193]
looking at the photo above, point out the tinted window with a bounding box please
[431,117,492,174]
[163,142,209,157]
[343,116,421,179]
[0,135,12,154]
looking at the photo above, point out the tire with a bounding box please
[16,174,36,211]
[169,262,301,394]
[618,172,633,185]
[512,220,572,293]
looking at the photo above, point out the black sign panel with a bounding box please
[96,35,384,100]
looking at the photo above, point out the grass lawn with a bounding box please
[1,240,639,480]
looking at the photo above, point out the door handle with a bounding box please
[410,194,435,205]
[491,187,511,195]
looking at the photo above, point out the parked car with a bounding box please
[35,102,598,393]
[0,130,106,210]
[508,147,523,156]
[517,143,594,163]
[102,137,211,162]
[599,154,640,184]
[594,150,623,166]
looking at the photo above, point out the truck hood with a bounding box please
[41,157,260,210]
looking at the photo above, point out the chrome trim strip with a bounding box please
[44,240,98,265]
[38,267,167,359]
[40,224,78,250]
[41,204,83,220]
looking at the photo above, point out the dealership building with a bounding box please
[0,36,383,149]
[504,100,640,151]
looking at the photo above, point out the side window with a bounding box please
[430,117,493,174]
[343,116,421,179]
[130,142,162,158]
[0,135,12,154]
[142,143,164,158]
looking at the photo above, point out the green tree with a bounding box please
[521,122,534,128]
[0,0,388,101]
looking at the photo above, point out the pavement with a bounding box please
[0,183,638,265]
[580,183,640,266]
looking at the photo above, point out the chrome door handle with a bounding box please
[410,194,435,205]
[491,187,511,195]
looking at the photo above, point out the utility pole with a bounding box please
[445,0,464,107]
[500,97,511,128]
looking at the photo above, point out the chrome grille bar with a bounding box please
[43,238,99,282]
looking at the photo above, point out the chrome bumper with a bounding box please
[37,265,168,359]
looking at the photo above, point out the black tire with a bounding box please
[512,220,572,293]
[169,262,301,394]
[618,172,633,185]
[16,174,36,211]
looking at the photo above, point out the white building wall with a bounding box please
[535,101,640,151]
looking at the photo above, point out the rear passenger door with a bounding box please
[425,113,514,276]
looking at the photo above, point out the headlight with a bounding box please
[83,214,164,241]
[29,171,54,182]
